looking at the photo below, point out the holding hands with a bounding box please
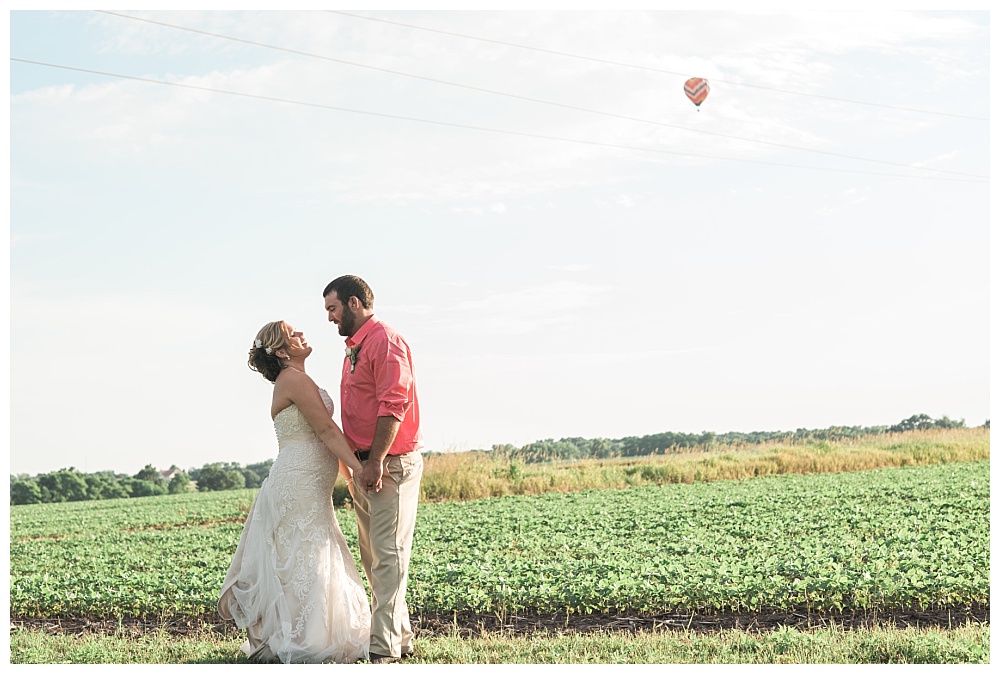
[359,459,384,494]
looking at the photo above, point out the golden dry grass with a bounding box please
[418,427,989,503]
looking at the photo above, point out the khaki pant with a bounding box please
[351,451,423,658]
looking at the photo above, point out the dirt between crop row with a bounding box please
[11,606,989,638]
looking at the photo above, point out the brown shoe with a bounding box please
[369,653,401,664]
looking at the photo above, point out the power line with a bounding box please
[92,10,986,180]
[329,9,989,123]
[10,57,988,184]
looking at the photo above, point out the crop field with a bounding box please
[408,461,989,617]
[10,460,989,627]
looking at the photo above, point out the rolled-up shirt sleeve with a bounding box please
[373,336,413,421]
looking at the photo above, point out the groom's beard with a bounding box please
[338,307,357,337]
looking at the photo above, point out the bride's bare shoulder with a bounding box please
[270,369,315,418]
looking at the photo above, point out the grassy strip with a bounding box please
[9,626,243,665]
[419,428,989,502]
[9,622,990,664]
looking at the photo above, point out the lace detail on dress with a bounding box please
[218,386,369,664]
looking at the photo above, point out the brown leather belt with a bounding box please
[354,449,418,462]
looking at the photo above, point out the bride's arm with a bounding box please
[276,372,364,474]
[338,459,354,482]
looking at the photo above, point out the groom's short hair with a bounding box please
[323,275,374,310]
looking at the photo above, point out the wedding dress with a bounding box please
[218,388,370,664]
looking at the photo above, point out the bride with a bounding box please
[218,320,373,664]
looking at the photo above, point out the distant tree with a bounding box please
[890,414,966,433]
[523,439,581,462]
[122,477,168,498]
[890,414,935,433]
[168,471,193,494]
[11,480,42,506]
[591,438,613,459]
[241,469,262,490]
[85,472,129,500]
[244,460,274,484]
[36,468,89,502]
[197,464,247,491]
[134,464,163,482]
[333,481,352,509]
[933,415,965,430]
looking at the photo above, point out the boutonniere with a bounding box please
[345,346,359,373]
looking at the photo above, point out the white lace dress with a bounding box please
[218,388,370,664]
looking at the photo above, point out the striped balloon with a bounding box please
[684,77,710,107]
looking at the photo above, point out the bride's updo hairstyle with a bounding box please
[248,321,290,383]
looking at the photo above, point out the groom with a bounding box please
[323,275,424,664]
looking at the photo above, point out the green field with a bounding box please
[11,461,989,618]
[9,445,990,663]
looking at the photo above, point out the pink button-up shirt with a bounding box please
[340,315,423,456]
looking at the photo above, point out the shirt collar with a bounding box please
[345,314,378,348]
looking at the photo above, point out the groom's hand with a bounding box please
[360,459,384,493]
[361,417,399,493]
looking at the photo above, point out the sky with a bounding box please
[7,7,991,478]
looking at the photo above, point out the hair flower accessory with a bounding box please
[345,345,359,373]
[254,338,273,355]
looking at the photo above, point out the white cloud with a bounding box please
[911,150,961,169]
[549,264,590,272]
[10,231,65,246]
[421,280,612,336]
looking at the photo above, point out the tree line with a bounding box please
[9,413,982,506]
[9,460,274,506]
[485,413,979,464]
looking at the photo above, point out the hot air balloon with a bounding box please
[684,77,710,109]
